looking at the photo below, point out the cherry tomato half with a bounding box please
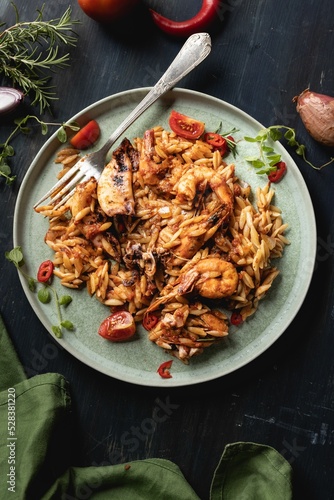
[98,311,136,342]
[142,313,159,331]
[169,110,205,140]
[157,360,173,379]
[268,161,287,183]
[70,120,100,150]
[77,0,139,23]
[37,260,54,283]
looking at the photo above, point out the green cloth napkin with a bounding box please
[210,442,292,500]
[0,314,293,499]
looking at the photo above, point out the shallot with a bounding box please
[293,89,334,147]
[0,87,23,115]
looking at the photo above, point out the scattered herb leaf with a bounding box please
[61,320,74,330]
[59,295,73,306]
[5,246,24,268]
[5,246,74,338]
[37,287,51,304]
[244,125,334,174]
[0,116,79,184]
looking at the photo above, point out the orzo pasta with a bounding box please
[35,123,289,363]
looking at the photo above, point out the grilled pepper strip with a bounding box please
[149,0,219,37]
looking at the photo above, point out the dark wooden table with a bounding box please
[1,1,334,498]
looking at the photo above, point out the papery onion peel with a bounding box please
[293,89,334,147]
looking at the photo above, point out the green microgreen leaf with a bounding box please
[61,320,74,330]
[28,277,36,292]
[0,115,81,186]
[253,160,267,169]
[5,246,75,338]
[3,145,15,156]
[41,123,48,135]
[5,246,24,268]
[268,128,282,141]
[38,287,51,304]
[244,124,334,175]
[57,127,67,143]
[0,5,79,186]
[244,136,259,143]
[244,155,259,162]
[59,295,72,306]
[52,325,62,338]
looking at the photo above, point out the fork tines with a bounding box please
[33,157,92,210]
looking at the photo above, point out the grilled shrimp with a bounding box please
[156,205,230,266]
[173,165,234,212]
[147,256,238,312]
[157,158,188,196]
[138,129,169,185]
[176,257,238,299]
[155,166,234,264]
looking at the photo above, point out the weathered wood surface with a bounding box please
[1,1,334,498]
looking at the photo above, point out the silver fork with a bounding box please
[34,32,212,210]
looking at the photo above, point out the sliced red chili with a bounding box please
[149,0,219,37]
[204,132,236,157]
[204,132,229,156]
[37,260,54,283]
[268,161,287,183]
[204,132,226,148]
[230,311,243,326]
[157,360,173,379]
[143,313,159,331]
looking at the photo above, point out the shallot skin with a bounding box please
[0,87,24,115]
[294,89,334,147]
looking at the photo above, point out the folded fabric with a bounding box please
[211,442,292,500]
[0,314,27,391]
[0,314,293,499]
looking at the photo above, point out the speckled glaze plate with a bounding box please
[14,88,316,387]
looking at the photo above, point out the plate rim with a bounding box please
[13,87,317,387]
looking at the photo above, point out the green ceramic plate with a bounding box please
[13,88,316,387]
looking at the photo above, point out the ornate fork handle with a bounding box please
[34,33,211,209]
[99,32,212,156]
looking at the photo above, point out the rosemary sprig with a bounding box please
[0,4,79,112]
[0,115,79,184]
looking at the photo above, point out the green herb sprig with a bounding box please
[215,123,239,157]
[5,246,74,338]
[244,125,334,174]
[0,5,79,112]
[0,115,79,184]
